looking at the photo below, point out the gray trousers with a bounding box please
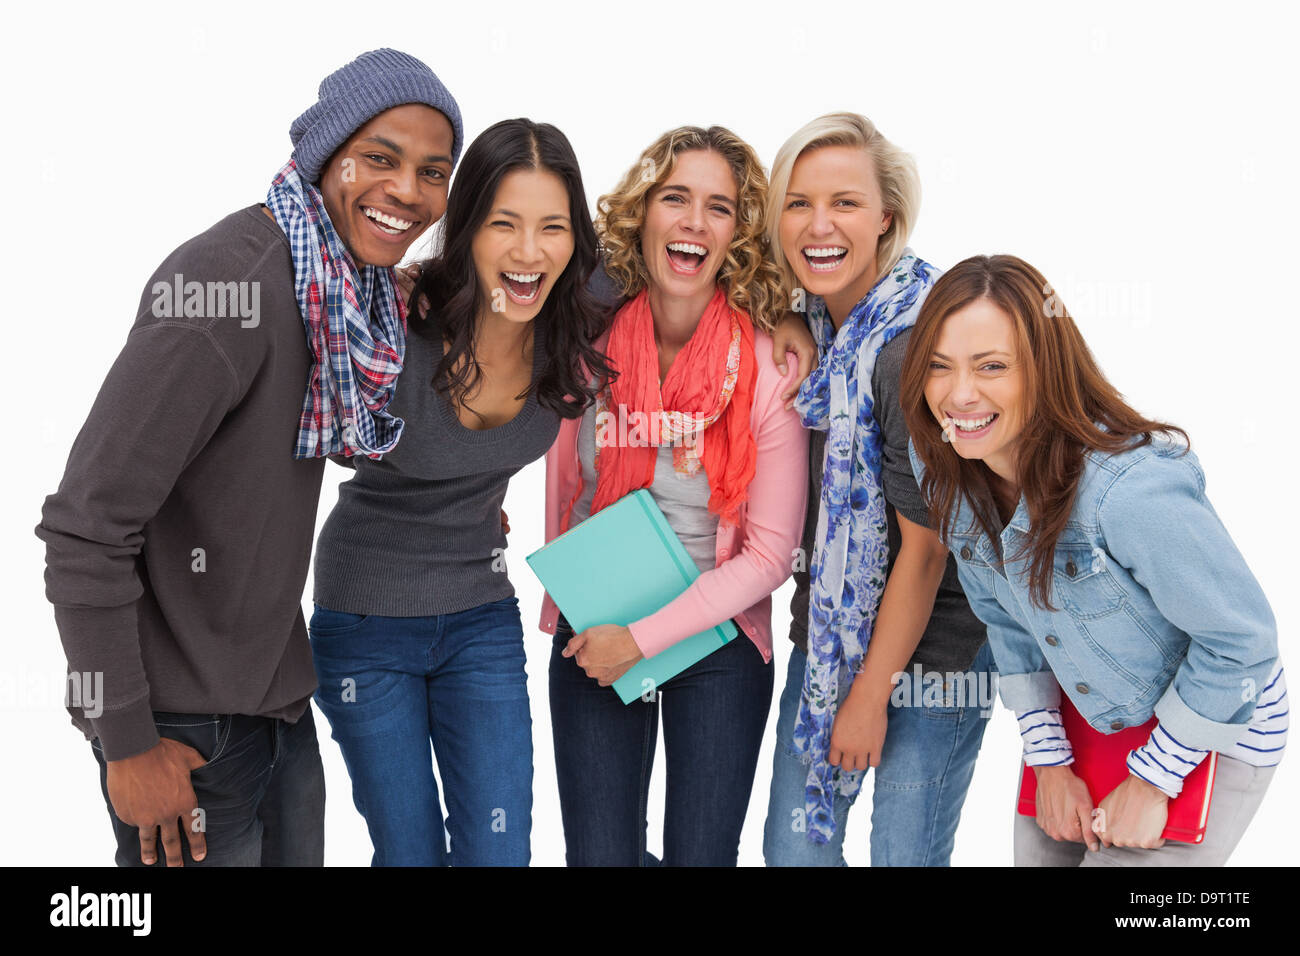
[1013,755,1275,866]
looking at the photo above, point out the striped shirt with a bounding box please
[1019,662,1287,797]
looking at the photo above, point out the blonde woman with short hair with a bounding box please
[762,113,994,866]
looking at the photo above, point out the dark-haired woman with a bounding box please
[308,119,613,866]
[901,254,1286,865]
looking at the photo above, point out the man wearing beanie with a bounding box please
[36,49,462,867]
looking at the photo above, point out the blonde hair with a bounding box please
[596,126,785,331]
[766,112,921,302]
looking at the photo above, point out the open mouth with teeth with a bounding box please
[945,412,1000,437]
[501,271,544,305]
[666,241,709,276]
[362,206,417,239]
[802,246,848,272]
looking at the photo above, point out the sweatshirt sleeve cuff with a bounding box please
[1153,680,1250,753]
[51,602,159,760]
[998,670,1061,712]
[91,699,161,762]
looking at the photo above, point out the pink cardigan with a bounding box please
[537,327,810,664]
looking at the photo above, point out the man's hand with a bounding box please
[827,684,888,772]
[1033,764,1100,850]
[1094,773,1169,850]
[105,738,209,866]
[500,508,509,534]
[564,624,643,686]
[771,312,818,408]
[396,262,429,316]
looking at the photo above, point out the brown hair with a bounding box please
[898,254,1188,609]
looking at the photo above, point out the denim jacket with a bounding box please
[908,437,1279,752]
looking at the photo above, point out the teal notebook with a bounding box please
[526,489,737,704]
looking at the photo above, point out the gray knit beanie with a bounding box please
[289,48,463,184]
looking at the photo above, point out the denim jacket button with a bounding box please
[1045,634,1059,646]
[1065,560,1078,577]
[1110,720,1125,730]
[1076,683,1090,694]
[960,546,973,561]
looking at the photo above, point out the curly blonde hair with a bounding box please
[596,126,785,332]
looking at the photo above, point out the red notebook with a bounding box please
[1017,693,1217,844]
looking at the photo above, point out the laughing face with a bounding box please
[778,144,892,322]
[318,103,455,268]
[640,149,737,300]
[923,297,1026,483]
[470,167,575,324]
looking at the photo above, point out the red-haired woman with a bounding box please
[900,254,1285,865]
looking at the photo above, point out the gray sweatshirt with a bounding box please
[36,205,325,761]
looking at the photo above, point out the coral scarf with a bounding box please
[590,287,756,525]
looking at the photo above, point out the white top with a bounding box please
[569,387,719,574]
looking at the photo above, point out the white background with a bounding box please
[2,0,1295,866]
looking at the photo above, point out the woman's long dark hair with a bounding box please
[409,118,614,419]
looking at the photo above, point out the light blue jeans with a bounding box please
[309,596,532,866]
[763,641,994,866]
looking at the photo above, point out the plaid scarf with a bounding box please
[791,250,939,844]
[266,160,408,459]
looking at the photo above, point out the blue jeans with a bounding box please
[309,596,532,866]
[763,641,995,866]
[548,614,773,866]
[90,708,325,867]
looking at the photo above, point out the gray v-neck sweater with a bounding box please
[312,316,559,616]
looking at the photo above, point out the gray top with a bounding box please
[570,390,720,573]
[789,328,987,673]
[37,205,326,761]
[312,314,560,616]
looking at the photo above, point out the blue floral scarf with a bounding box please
[791,249,940,844]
